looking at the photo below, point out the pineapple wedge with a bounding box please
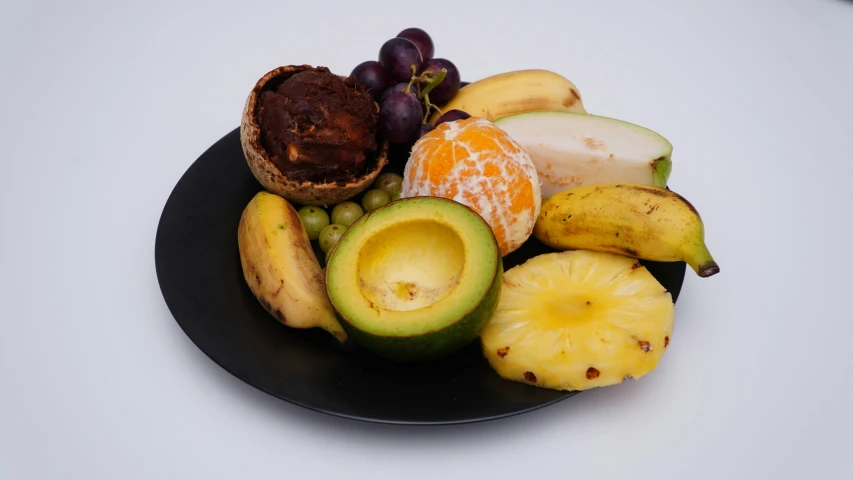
[481,250,674,391]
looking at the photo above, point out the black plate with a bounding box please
[155,126,686,425]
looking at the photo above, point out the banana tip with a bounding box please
[698,262,720,278]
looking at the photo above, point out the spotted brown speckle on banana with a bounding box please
[569,88,581,102]
[562,91,579,108]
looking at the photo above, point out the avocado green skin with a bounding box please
[334,257,503,362]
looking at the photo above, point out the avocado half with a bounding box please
[325,197,503,362]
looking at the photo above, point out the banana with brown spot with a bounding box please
[533,183,720,277]
[237,191,349,343]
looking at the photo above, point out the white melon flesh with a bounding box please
[494,111,673,199]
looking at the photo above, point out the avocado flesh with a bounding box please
[325,197,502,361]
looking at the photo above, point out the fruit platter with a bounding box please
[155,28,719,425]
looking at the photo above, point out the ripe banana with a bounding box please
[533,184,720,277]
[428,69,587,124]
[237,191,348,343]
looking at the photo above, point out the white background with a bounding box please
[2,0,852,478]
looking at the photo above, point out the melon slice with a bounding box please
[494,111,673,199]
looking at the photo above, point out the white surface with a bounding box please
[1,0,852,478]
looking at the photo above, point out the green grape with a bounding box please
[362,189,391,212]
[390,190,402,202]
[375,173,403,197]
[297,206,330,240]
[331,201,364,227]
[319,224,347,253]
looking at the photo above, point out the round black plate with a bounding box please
[155,127,686,425]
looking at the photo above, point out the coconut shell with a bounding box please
[240,65,389,206]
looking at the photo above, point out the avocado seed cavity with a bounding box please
[356,220,465,312]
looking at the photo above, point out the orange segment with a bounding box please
[401,117,541,256]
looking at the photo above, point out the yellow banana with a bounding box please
[237,191,348,343]
[533,184,720,277]
[428,69,587,124]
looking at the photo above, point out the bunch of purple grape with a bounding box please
[350,28,470,145]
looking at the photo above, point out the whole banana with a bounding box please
[428,69,587,124]
[533,184,720,277]
[237,191,348,343]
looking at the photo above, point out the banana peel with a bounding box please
[534,183,720,278]
[429,69,587,124]
[237,191,349,343]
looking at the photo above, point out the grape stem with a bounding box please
[418,68,446,101]
[405,78,417,95]
[416,68,447,123]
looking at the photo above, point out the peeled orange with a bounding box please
[401,117,541,256]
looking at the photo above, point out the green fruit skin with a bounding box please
[318,224,347,253]
[376,173,403,197]
[331,202,364,227]
[652,154,672,188]
[298,207,330,241]
[362,190,390,212]
[333,257,503,362]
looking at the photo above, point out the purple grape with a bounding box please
[434,109,471,128]
[379,91,423,144]
[397,28,434,62]
[419,123,435,138]
[378,37,423,82]
[422,58,460,105]
[350,60,388,101]
[380,82,414,104]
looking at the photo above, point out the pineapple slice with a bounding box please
[481,250,674,391]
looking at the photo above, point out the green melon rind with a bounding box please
[652,154,672,188]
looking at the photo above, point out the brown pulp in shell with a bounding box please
[240,65,389,206]
[257,67,378,184]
